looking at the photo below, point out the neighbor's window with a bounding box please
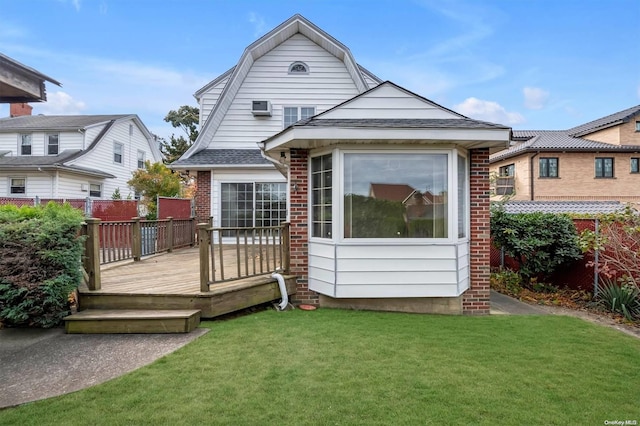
[635,121,640,132]
[631,158,639,174]
[47,133,59,155]
[595,157,614,178]
[288,61,309,74]
[457,154,467,239]
[283,106,315,128]
[20,134,32,155]
[89,183,102,198]
[113,142,124,164]
[344,153,448,239]
[311,153,332,238]
[539,157,558,177]
[498,163,514,176]
[137,150,145,169]
[10,177,26,194]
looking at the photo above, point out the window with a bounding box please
[343,153,448,239]
[47,133,59,155]
[113,142,123,164]
[137,150,145,169]
[539,157,559,178]
[288,61,309,74]
[220,182,286,234]
[631,158,639,174]
[89,183,102,198]
[498,164,514,176]
[283,106,315,128]
[20,134,32,155]
[636,121,640,132]
[10,178,26,194]
[595,157,614,178]
[457,154,467,239]
[311,154,332,238]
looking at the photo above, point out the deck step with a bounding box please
[64,309,201,334]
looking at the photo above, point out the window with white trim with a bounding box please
[457,154,467,239]
[137,150,145,169]
[113,142,124,164]
[19,134,32,155]
[220,182,286,235]
[10,177,26,194]
[311,154,332,238]
[288,61,309,74]
[89,183,102,198]
[283,106,315,128]
[47,133,59,155]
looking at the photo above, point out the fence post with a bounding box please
[281,222,291,274]
[35,196,40,206]
[198,223,210,292]
[85,197,92,217]
[84,218,101,290]
[167,216,174,253]
[132,217,142,261]
[190,217,197,247]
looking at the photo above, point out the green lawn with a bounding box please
[1,309,639,425]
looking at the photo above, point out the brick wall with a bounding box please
[463,148,491,315]
[288,149,318,305]
[195,171,211,224]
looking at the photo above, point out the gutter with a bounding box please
[529,152,539,201]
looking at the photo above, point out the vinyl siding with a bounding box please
[308,241,336,296]
[0,172,52,197]
[205,34,361,150]
[0,131,84,156]
[200,75,230,126]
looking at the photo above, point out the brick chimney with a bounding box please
[10,103,33,117]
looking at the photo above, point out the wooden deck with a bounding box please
[77,246,296,319]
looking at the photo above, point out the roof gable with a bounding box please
[568,105,640,137]
[183,14,373,159]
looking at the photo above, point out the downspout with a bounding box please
[529,152,539,201]
[271,272,290,311]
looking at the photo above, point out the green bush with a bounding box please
[0,202,85,328]
[491,207,582,282]
[597,278,640,321]
[490,269,523,295]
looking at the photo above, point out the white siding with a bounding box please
[456,241,470,293]
[321,84,461,120]
[309,242,464,298]
[200,75,230,126]
[0,131,85,156]
[363,73,380,89]
[0,172,52,197]
[206,34,361,150]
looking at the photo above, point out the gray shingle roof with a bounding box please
[295,118,510,130]
[496,201,625,215]
[490,130,640,162]
[568,105,640,137]
[0,149,82,165]
[171,149,272,167]
[0,115,129,131]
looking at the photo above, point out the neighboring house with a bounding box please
[172,14,511,315]
[490,105,640,204]
[0,108,163,200]
[0,53,61,103]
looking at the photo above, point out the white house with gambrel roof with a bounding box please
[0,112,162,200]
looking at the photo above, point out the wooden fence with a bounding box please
[197,222,291,292]
[81,217,197,290]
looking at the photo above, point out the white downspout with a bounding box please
[271,272,290,311]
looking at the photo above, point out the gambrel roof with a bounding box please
[182,14,378,159]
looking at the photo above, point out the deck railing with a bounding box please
[81,217,197,290]
[198,222,290,292]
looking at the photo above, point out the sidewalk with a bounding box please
[490,290,549,315]
[0,327,207,409]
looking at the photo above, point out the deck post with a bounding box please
[198,223,210,292]
[167,217,174,253]
[190,217,197,247]
[84,218,101,290]
[132,217,141,261]
[281,222,291,274]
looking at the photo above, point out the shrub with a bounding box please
[597,278,640,321]
[0,202,85,328]
[490,269,523,296]
[491,207,582,282]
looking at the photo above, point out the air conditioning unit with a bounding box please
[80,184,88,192]
[251,100,272,116]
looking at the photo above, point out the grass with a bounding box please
[1,309,639,425]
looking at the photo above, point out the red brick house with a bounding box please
[172,15,511,314]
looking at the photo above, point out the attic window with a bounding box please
[288,62,309,74]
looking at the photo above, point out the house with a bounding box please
[490,105,640,204]
[0,53,61,103]
[172,14,511,315]
[0,107,163,200]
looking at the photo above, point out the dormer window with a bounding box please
[288,61,309,74]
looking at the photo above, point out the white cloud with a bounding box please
[523,87,550,110]
[248,12,267,37]
[35,91,86,115]
[455,97,525,125]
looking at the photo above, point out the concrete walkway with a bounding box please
[490,290,549,315]
[0,327,208,409]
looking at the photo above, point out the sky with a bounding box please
[1,0,638,141]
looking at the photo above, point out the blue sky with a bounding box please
[1,0,638,140]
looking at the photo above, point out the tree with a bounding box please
[127,161,181,219]
[160,105,199,164]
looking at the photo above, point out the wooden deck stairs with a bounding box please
[64,309,201,334]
